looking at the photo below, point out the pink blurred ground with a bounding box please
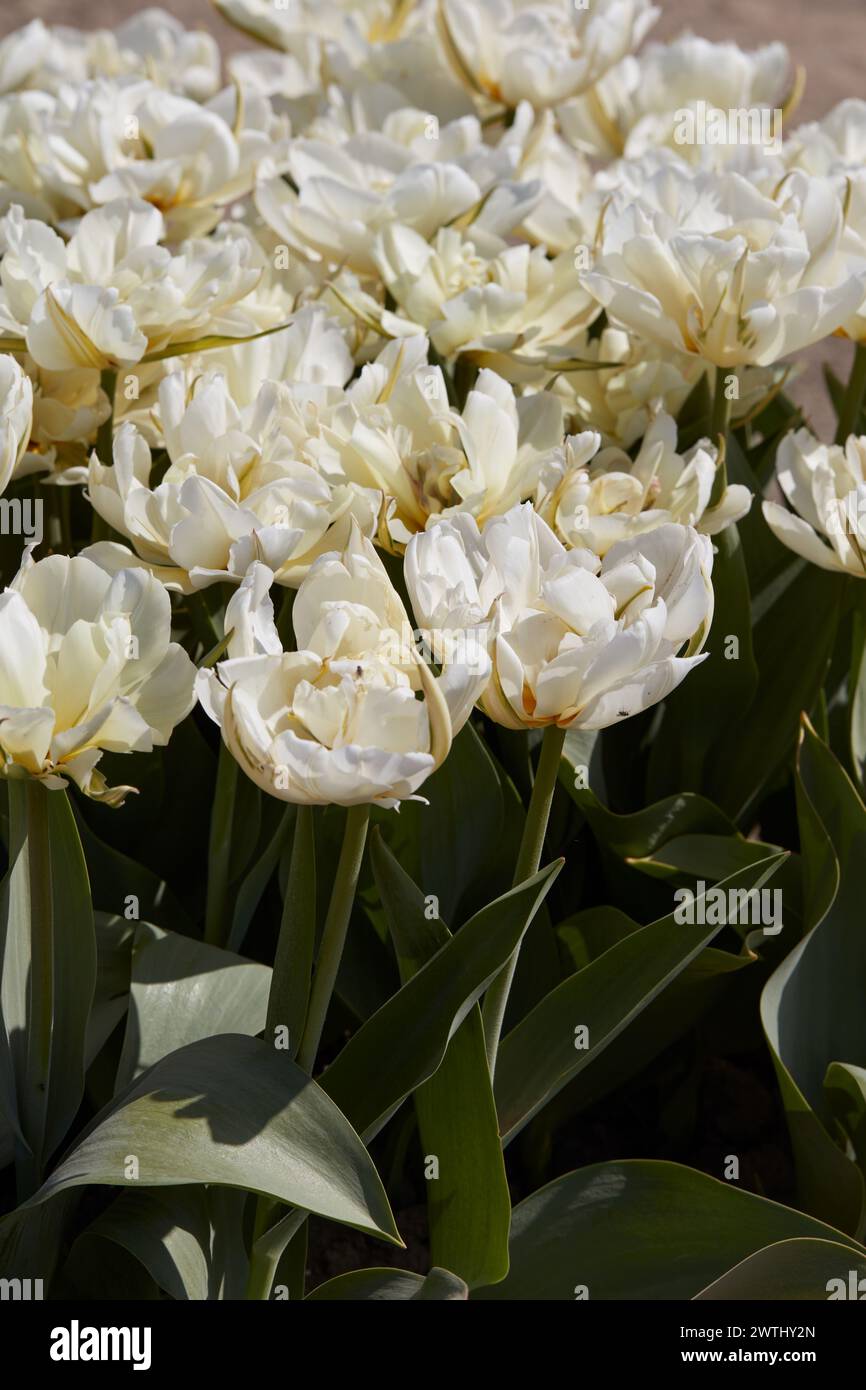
[2,0,863,434]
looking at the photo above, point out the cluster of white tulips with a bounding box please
[4,0,866,1310]
[0,0,863,812]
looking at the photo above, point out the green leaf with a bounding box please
[397,722,506,924]
[560,736,735,857]
[710,567,846,819]
[227,807,294,953]
[86,913,137,1065]
[28,1034,401,1244]
[556,907,639,972]
[625,832,780,882]
[849,611,866,792]
[372,833,511,1288]
[529,944,755,1136]
[647,522,758,796]
[75,809,193,934]
[0,781,95,1180]
[695,1236,866,1300]
[761,717,866,1234]
[68,1187,212,1301]
[307,1266,469,1300]
[825,1063,866,1182]
[266,805,316,1061]
[495,853,786,1144]
[320,861,562,1140]
[115,925,271,1090]
[474,1161,866,1300]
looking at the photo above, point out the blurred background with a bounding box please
[1,0,862,432]
[0,0,862,125]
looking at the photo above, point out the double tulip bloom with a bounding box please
[0,550,196,803]
[763,428,866,577]
[406,502,713,732]
[583,164,866,369]
[196,528,491,807]
[0,353,32,493]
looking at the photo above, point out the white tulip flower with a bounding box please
[0,199,263,372]
[562,34,792,166]
[320,337,563,544]
[583,162,866,368]
[536,412,751,555]
[256,133,539,275]
[437,0,658,110]
[196,531,490,807]
[763,427,866,578]
[0,12,222,102]
[0,353,33,493]
[784,99,866,178]
[0,549,196,803]
[79,83,292,239]
[406,502,713,731]
[86,368,380,592]
[373,225,597,379]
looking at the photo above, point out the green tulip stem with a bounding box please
[710,364,734,450]
[95,369,116,466]
[245,1208,307,1302]
[204,743,239,946]
[482,723,566,1078]
[246,803,370,1300]
[10,779,52,1198]
[296,803,370,1075]
[836,342,866,444]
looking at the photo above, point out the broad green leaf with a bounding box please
[28,1034,401,1245]
[824,1062,866,1180]
[115,925,271,1090]
[227,806,294,952]
[850,611,866,792]
[695,1236,866,1300]
[474,1161,865,1300]
[0,781,95,1177]
[320,861,561,1140]
[626,832,779,882]
[647,522,758,797]
[85,913,136,1065]
[69,1187,212,1301]
[372,834,510,1289]
[557,907,639,972]
[560,743,735,858]
[710,567,846,819]
[75,809,193,934]
[528,944,754,1138]
[398,722,506,925]
[761,717,866,1234]
[307,1266,469,1300]
[266,805,315,1061]
[495,854,785,1144]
